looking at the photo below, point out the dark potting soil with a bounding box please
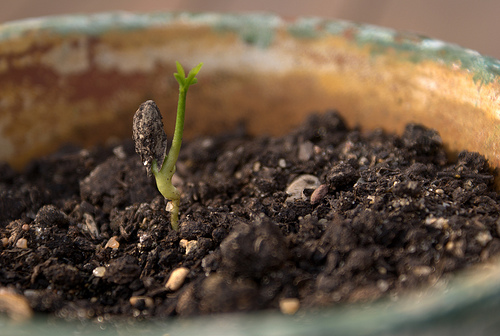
[1,111,500,321]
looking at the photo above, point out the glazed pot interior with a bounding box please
[2,13,500,174]
[2,12,500,335]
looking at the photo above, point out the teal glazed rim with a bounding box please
[2,12,500,85]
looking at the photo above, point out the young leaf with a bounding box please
[175,61,186,79]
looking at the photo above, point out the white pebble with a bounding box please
[83,213,100,239]
[476,231,492,246]
[165,202,174,212]
[0,288,33,321]
[129,296,154,308]
[180,239,198,254]
[279,298,300,315]
[113,146,127,159]
[16,238,28,249]
[298,141,314,161]
[252,161,261,172]
[93,266,106,277]
[412,266,432,277]
[285,174,320,202]
[424,216,449,229]
[165,267,190,291]
[377,279,389,292]
[105,236,120,249]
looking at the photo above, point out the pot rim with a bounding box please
[1,11,500,336]
[2,11,500,84]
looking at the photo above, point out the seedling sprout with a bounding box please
[133,62,203,230]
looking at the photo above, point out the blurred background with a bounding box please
[0,0,499,60]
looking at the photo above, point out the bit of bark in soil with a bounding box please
[1,111,500,321]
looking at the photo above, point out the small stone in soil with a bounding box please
[129,296,154,309]
[285,174,321,202]
[92,267,106,278]
[16,238,28,249]
[279,298,300,315]
[165,267,190,291]
[105,236,120,249]
[179,239,198,254]
[310,184,329,204]
[0,289,34,322]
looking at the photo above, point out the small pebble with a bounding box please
[16,238,28,249]
[83,213,100,239]
[201,138,214,148]
[279,298,300,315]
[93,267,106,278]
[129,296,154,309]
[377,280,389,292]
[310,184,328,204]
[165,267,190,291]
[278,158,287,168]
[448,239,466,258]
[445,241,454,251]
[165,202,174,212]
[285,174,321,202]
[180,239,198,254]
[424,216,449,230]
[105,236,120,249]
[0,288,34,321]
[298,141,314,161]
[253,161,261,172]
[1,238,8,247]
[113,146,127,160]
[358,157,369,166]
[21,224,30,231]
[476,231,492,246]
[412,266,432,277]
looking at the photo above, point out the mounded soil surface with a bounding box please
[1,111,500,321]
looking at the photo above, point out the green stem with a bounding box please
[153,158,180,230]
[152,89,186,231]
[164,87,187,176]
[152,62,202,231]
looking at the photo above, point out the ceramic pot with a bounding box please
[1,12,500,336]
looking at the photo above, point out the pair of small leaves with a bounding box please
[174,61,203,90]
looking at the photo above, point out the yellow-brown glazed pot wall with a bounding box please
[2,12,500,335]
[2,13,500,172]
